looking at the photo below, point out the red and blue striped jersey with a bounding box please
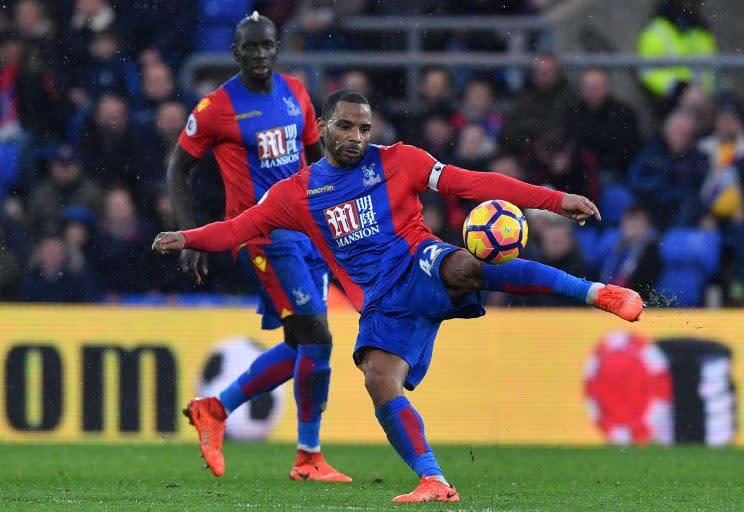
[177,72,319,222]
[182,143,565,312]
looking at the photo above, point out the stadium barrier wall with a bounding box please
[0,305,740,444]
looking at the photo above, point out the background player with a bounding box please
[167,13,349,482]
[154,89,643,502]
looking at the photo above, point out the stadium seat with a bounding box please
[599,185,636,226]
[595,228,621,267]
[574,225,599,267]
[656,229,722,307]
[200,0,253,22]
[197,0,253,52]
[0,140,20,200]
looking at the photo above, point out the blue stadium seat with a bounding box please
[656,228,722,307]
[196,26,236,53]
[599,185,636,226]
[595,228,621,266]
[200,0,253,22]
[197,0,254,51]
[574,225,599,267]
[0,140,20,200]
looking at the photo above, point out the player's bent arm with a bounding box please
[167,144,202,229]
[434,164,565,213]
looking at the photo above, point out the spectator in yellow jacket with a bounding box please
[637,0,717,102]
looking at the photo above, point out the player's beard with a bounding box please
[333,143,365,168]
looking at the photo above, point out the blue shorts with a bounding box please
[353,239,485,390]
[237,236,329,330]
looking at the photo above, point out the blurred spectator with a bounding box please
[119,0,197,66]
[528,129,600,202]
[637,0,717,111]
[627,110,707,229]
[340,69,372,100]
[145,184,190,293]
[61,205,98,274]
[453,123,496,170]
[132,61,183,127]
[66,0,119,76]
[14,35,71,147]
[488,153,526,181]
[0,222,22,298]
[93,187,149,295]
[370,110,397,146]
[418,112,455,162]
[421,194,459,245]
[78,94,146,197]
[74,29,133,101]
[676,84,716,137]
[418,67,455,115]
[697,100,744,303]
[501,54,578,154]
[567,69,640,182]
[14,0,60,71]
[297,0,365,51]
[510,219,594,307]
[340,69,388,115]
[599,206,662,301]
[452,79,503,140]
[28,145,103,240]
[155,100,187,156]
[20,235,99,302]
[698,101,744,223]
[0,33,22,140]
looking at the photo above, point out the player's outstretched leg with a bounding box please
[442,251,643,322]
[286,315,352,482]
[184,341,297,476]
[360,349,460,502]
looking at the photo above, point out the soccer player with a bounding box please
[167,13,350,482]
[154,89,643,502]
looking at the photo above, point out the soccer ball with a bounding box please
[198,337,286,441]
[462,200,528,264]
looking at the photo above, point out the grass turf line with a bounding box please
[1,443,743,511]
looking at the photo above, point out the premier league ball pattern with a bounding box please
[463,200,528,264]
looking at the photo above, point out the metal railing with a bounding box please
[181,16,744,109]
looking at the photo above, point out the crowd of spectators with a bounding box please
[0,0,738,307]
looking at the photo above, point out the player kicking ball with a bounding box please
[153,89,643,502]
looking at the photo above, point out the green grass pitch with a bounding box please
[2,443,743,511]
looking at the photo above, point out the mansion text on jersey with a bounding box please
[324,195,380,248]
[260,152,301,168]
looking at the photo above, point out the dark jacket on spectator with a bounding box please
[78,119,145,195]
[28,177,104,241]
[527,146,601,202]
[600,235,662,301]
[627,139,707,229]
[501,78,579,152]
[567,97,641,177]
[21,268,99,302]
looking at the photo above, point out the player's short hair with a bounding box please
[321,89,369,119]
[234,11,276,42]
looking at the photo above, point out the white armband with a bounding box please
[427,161,446,191]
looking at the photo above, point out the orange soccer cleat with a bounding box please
[392,476,460,503]
[289,450,352,482]
[183,397,227,477]
[593,284,644,322]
